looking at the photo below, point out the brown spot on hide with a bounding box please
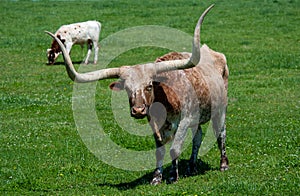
[153,51,222,124]
[153,82,181,114]
[50,39,62,53]
[153,52,189,114]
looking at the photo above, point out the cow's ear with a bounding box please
[56,35,65,44]
[109,81,124,91]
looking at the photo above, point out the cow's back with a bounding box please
[153,46,227,124]
[55,21,101,44]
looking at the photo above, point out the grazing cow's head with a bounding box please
[45,5,214,117]
[46,35,63,65]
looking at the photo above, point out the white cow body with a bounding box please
[47,21,101,64]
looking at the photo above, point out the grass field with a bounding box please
[1,0,299,195]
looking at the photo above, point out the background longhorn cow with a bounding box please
[46,4,229,184]
[46,20,101,65]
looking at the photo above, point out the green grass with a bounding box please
[1,0,299,195]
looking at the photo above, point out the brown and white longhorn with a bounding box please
[46,4,229,184]
[46,20,101,65]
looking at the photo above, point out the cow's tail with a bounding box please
[96,21,102,32]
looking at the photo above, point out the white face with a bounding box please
[110,64,157,119]
[125,80,154,119]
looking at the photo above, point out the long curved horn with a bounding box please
[45,31,120,83]
[154,4,214,73]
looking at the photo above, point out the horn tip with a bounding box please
[45,31,55,38]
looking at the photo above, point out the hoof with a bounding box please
[151,175,162,185]
[150,170,162,185]
[46,62,54,66]
[220,156,229,171]
[220,165,229,171]
[187,166,198,176]
[168,169,179,184]
[168,176,179,184]
[187,160,199,176]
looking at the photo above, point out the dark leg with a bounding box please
[187,125,202,175]
[169,158,179,183]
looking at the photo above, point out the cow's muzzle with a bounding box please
[47,61,55,65]
[131,105,147,119]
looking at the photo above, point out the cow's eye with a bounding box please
[146,85,153,92]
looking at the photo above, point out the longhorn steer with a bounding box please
[46,20,101,65]
[46,4,229,184]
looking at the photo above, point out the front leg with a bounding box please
[169,117,191,183]
[84,40,93,64]
[65,42,73,55]
[151,139,165,185]
[148,109,169,185]
[169,159,179,183]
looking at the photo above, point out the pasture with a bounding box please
[1,0,299,195]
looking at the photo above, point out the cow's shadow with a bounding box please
[46,61,84,66]
[97,159,215,190]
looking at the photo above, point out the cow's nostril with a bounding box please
[131,107,137,115]
[131,105,146,116]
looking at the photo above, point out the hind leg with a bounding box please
[187,125,202,175]
[151,140,165,185]
[212,113,229,171]
[217,124,229,171]
[84,40,93,64]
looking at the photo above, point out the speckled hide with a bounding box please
[46,21,101,65]
[109,45,229,184]
[148,44,229,184]
[152,45,229,128]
